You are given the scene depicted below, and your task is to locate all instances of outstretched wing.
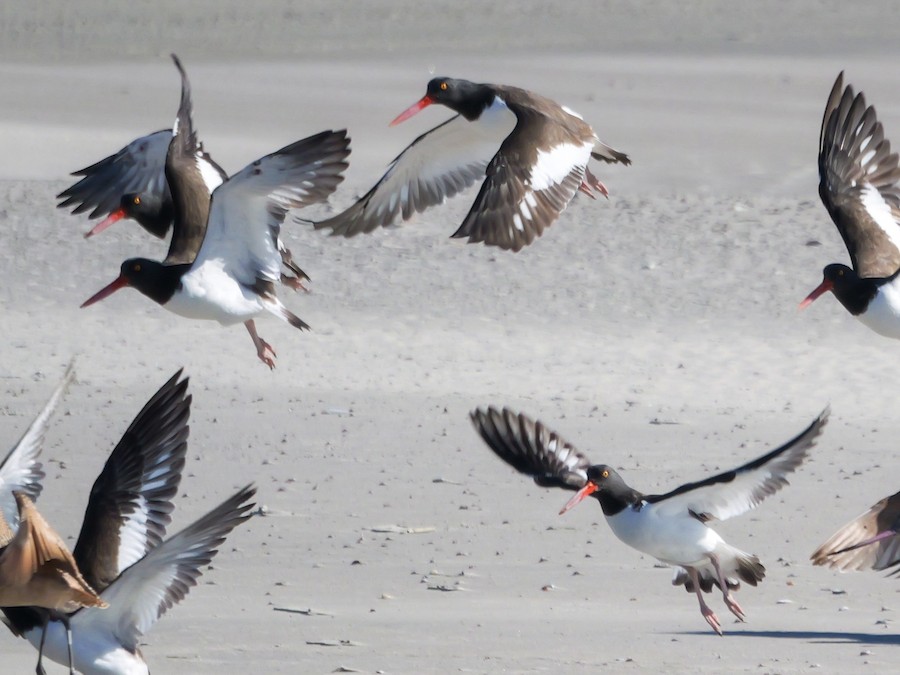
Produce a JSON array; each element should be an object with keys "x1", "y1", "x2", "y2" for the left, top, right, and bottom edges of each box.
[
  {"x1": 198, "y1": 130, "x2": 350, "y2": 286},
  {"x1": 818, "y1": 72, "x2": 900, "y2": 278},
  {"x1": 313, "y1": 113, "x2": 511, "y2": 237},
  {"x1": 74, "y1": 486, "x2": 256, "y2": 651},
  {"x1": 0, "y1": 361, "x2": 75, "y2": 530},
  {"x1": 647, "y1": 408, "x2": 829, "y2": 522},
  {"x1": 470, "y1": 406, "x2": 590, "y2": 490},
  {"x1": 73, "y1": 370, "x2": 190, "y2": 593}
]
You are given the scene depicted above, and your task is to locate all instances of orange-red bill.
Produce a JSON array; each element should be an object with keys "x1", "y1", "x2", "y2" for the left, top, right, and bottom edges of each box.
[
  {"x1": 559, "y1": 481, "x2": 597, "y2": 515},
  {"x1": 799, "y1": 279, "x2": 833, "y2": 310},
  {"x1": 390, "y1": 95, "x2": 434, "y2": 126},
  {"x1": 81, "y1": 275, "x2": 128, "y2": 308},
  {"x1": 84, "y1": 208, "x2": 126, "y2": 239}
]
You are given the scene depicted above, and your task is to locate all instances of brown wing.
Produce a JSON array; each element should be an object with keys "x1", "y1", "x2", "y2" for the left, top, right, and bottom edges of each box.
[
  {"x1": 818, "y1": 72, "x2": 900, "y2": 278},
  {"x1": 451, "y1": 105, "x2": 591, "y2": 252}
]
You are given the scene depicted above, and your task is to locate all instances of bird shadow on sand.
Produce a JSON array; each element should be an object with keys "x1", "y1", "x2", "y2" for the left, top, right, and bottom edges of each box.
[{"x1": 676, "y1": 629, "x2": 899, "y2": 645}]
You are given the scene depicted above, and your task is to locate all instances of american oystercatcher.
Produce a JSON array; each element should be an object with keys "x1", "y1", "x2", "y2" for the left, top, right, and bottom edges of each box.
[
  {"x1": 0, "y1": 363, "x2": 105, "y2": 675},
  {"x1": 313, "y1": 76, "x2": 630, "y2": 251},
  {"x1": 61, "y1": 56, "x2": 310, "y2": 287},
  {"x1": 811, "y1": 489, "x2": 900, "y2": 575},
  {"x1": 470, "y1": 406, "x2": 829, "y2": 635},
  {"x1": 2, "y1": 371, "x2": 256, "y2": 674},
  {"x1": 80, "y1": 61, "x2": 350, "y2": 368},
  {"x1": 800, "y1": 72, "x2": 900, "y2": 337}
]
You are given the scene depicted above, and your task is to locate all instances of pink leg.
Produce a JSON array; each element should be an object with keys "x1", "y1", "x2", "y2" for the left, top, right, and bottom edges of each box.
[
  {"x1": 710, "y1": 555, "x2": 746, "y2": 622},
  {"x1": 689, "y1": 567, "x2": 723, "y2": 636},
  {"x1": 579, "y1": 167, "x2": 610, "y2": 199},
  {"x1": 281, "y1": 273, "x2": 310, "y2": 293},
  {"x1": 245, "y1": 320, "x2": 277, "y2": 370}
]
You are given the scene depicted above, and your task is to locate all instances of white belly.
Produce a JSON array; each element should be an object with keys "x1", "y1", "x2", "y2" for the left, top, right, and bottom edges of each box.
[
  {"x1": 167, "y1": 259, "x2": 263, "y2": 326},
  {"x1": 24, "y1": 623, "x2": 148, "y2": 675},
  {"x1": 606, "y1": 505, "x2": 722, "y2": 566},
  {"x1": 858, "y1": 280, "x2": 900, "y2": 339}
]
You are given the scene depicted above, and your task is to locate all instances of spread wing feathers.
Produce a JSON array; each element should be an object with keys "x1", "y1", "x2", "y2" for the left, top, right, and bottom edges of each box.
[
  {"x1": 470, "y1": 406, "x2": 590, "y2": 491},
  {"x1": 312, "y1": 114, "x2": 509, "y2": 236},
  {"x1": 199, "y1": 130, "x2": 350, "y2": 286},
  {"x1": 73, "y1": 370, "x2": 190, "y2": 594},
  {"x1": 0, "y1": 360, "x2": 75, "y2": 531},
  {"x1": 818, "y1": 72, "x2": 900, "y2": 278},
  {"x1": 647, "y1": 408, "x2": 829, "y2": 522},
  {"x1": 77, "y1": 485, "x2": 256, "y2": 651},
  {"x1": 451, "y1": 126, "x2": 589, "y2": 251},
  {"x1": 56, "y1": 130, "x2": 172, "y2": 225},
  {"x1": 811, "y1": 490, "x2": 900, "y2": 574}
]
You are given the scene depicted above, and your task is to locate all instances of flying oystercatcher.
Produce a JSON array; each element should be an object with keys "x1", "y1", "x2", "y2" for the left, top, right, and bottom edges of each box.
[
  {"x1": 80, "y1": 60, "x2": 350, "y2": 368},
  {"x1": 61, "y1": 55, "x2": 310, "y2": 287},
  {"x1": 801, "y1": 72, "x2": 900, "y2": 337},
  {"x1": 313, "y1": 76, "x2": 630, "y2": 251}
]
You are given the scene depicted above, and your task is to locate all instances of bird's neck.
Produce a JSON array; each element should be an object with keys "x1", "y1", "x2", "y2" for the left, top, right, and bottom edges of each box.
[
  {"x1": 597, "y1": 487, "x2": 643, "y2": 517},
  {"x1": 833, "y1": 275, "x2": 881, "y2": 315},
  {"x1": 132, "y1": 262, "x2": 190, "y2": 306}
]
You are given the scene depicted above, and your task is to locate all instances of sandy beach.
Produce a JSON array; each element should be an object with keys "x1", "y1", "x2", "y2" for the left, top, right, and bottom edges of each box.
[{"x1": 1, "y1": 2, "x2": 899, "y2": 672}]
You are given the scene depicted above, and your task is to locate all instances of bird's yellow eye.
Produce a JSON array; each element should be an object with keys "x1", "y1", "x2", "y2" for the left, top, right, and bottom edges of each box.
[
  {"x1": 133, "y1": 196, "x2": 141, "y2": 205},
  {"x1": 440, "y1": 82, "x2": 448, "y2": 91},
  {"x1": 838, "y1": 269, "x2": 844, "y2": 277},
  {"x1": 601, "y1": 469, "x2": 609, "y2": 478},
  {"x1": 133, "y1": 263, "x2": 142, "y2": 273}
]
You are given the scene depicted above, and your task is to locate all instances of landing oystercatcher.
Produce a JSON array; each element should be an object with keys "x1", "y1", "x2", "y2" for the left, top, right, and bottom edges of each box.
[
  {"x1": 2, "y1": 371, "x2": 256, "y2": 675},
  {"x1": 80, "y1": 61, "x2": 350, "y2": 368},
  {"x1": 470, "y1": 406, "x2": 829, "y2": 635},
  {"x1": 800, "y1": 72, "x2": 900, "y2": 337},
  {"x1": 811, "y1": 489, "x2": 900, "y2": 575},
  {"x1": 313, "y1": 76, "x2": 630, "y2": 251}
]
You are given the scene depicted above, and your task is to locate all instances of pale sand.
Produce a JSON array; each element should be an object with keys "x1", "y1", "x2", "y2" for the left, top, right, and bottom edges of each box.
[{"x1": 1, "y1": 2, "x2": 899, "y2": 673}]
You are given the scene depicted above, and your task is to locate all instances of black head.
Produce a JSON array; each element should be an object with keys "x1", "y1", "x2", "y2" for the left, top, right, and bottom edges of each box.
[
  {"x1": 391, "y1": 77, "x2": 494, "y2": 126},
  {"x1": 118, "y1": 192, "x2": 173, "y2": 238},
  {"x1": 560, "y1": 464, "x2": 638, "y2": 517},
  {"x1": 81, "y1": 257, "x2": 183, "y2": 309},
  {"x1": 424, "y1": 77, "x2": 494, "y2": 119},
  {"x1": 801, "y1": 263, "x2": 875, "y2": 315}
]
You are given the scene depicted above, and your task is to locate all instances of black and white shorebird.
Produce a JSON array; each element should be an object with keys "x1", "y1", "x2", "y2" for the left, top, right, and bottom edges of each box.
[
  {"x1": 800, "y1": 72, "x2": 900, "y2": 337},
  {"x1": 2, "y1": 371, "x2": 257, "y2": 675},
  {"x1": 811, "y1": 489, "x2": 900, "y2": 575},
  {"x1": 61, "y1": 55, "x2": 311, "y2": 288},
  {"x1": 313, "y1": 76, "x2": 630, "y2": 252},
  {"x1": 80, "y1": 59, "x2": 350, "y2": 368},
  {"x1": 470, "y1": 406, "x2": 829, "y2": 635},
  {"x1": 0, "y1": 363, "x2": 107, "y2": 675}
]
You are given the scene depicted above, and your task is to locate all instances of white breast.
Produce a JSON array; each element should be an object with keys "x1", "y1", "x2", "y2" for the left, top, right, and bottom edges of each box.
[
  {"x1": 858, "y1": 278, "x2": 900, "y2": 338},
  {"x1": 606, "y1": 504, "x2": 723, "y2": 566},
  {"x1": 166, "y1": 259, "x2": 264, "y2": 325}
]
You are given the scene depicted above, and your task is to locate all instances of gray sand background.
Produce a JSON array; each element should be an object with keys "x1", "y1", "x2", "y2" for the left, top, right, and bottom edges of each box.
[{"x1": 1, "y1": 2, "x2": 899, "y2": 672}]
